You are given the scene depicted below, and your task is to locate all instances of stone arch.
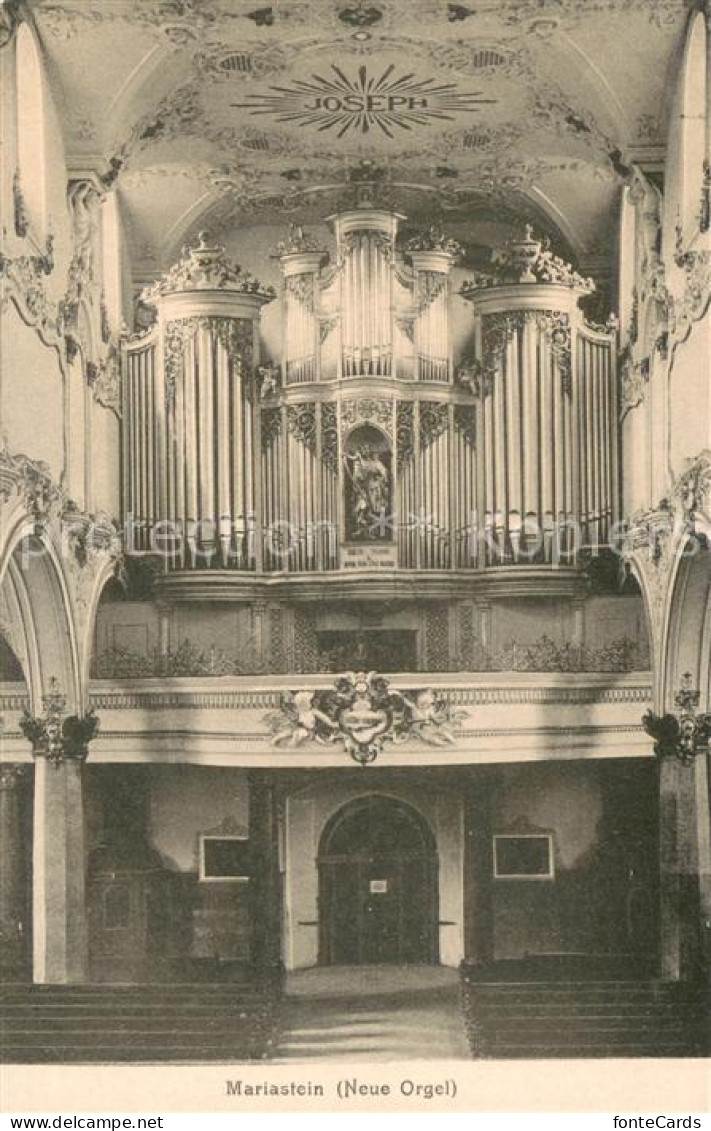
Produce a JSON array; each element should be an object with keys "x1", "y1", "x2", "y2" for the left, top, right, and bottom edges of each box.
[
  {"x1": 0, "y1": 517, "x2": 81, "y2": 711},
  {"x1": 317, "y1": 793, "x2": 439, "y2": 966},
  {"x1": 664, "y1": 537, "x2": 711, "y2": 711},
  {"x1": 77, "y1": 556, "x2": 124, "y2": 702}
]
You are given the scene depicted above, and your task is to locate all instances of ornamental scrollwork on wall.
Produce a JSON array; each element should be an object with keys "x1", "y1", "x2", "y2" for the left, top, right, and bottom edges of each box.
[
  {"x1": 0, "y1": 447, "x2": 65, "y2": 524},
  {"x1": 622, "y1": 501, "x2": 676, "y2": 640},
  {"x1": 673, "y1": 450, "x2": 711, "y2": 530},
  {"x1": 0, "y1": 244, "x2": 63, "y2": 358},
  {"x1": 61, "y1": 179, "x2": 101, "y2": 340},
  {"x1": 418, "y1": 402, "x2": 449, "y2": 450},
  {"x1": 619, "y1": 347, "x2": 650, "y2": 421},
  {"x1": 321, "y1": 402, "x2": 339, "y2": 471},
  {"x1": 286, "y1": 403, "x2": 317, "y2": 454},
  {"x1": 396, "y1": 401, "x2": 414, "y2": 468},
  {"x1": 668, "y1": 251, "x2": 711, "y2": 347},
  {"x1": 260, "y1": 406, "x2": 282, "y2": 450},
  {"x1": 340, "y1": 398, "x2": 393, "y2": 439},
  {"x1": 87, "y1": 343, "x2": 122, "y2": 417}
]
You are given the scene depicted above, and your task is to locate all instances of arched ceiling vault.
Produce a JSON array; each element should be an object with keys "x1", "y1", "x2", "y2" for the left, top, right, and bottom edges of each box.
[{"x1": 28, "y1": 0, "x2": 692, "y2": 282}]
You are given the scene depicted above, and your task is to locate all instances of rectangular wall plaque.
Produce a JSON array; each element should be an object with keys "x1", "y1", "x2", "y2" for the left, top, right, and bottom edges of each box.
[
  {"x1": 341, "y1": 544, "x2": 398, "y2": 571},
  {"x1": 493, "y1": 834, "x2": 554, "y2": 880}
]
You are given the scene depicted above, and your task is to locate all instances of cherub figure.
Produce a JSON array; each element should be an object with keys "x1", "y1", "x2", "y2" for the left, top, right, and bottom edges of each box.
[
  {"x1": 267, "y1": 689, "x2": 337, "y2": 747},
  {"x1": 402, "y1": 689, "x2": 457, "y2": 745},
  {"x1": 257, "y1": 363, "x2": 280, "y2": 400}
]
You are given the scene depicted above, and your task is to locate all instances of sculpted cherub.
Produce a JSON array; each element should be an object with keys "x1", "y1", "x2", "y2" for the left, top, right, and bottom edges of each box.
[
  {"x1": 267, "y1": 689, "x2": 338, "y2": 748},
  {"x1": 257, "y1": 363, "x2": 280, "y2": 400},
  {"x1": 401, "y1": 688, "x2": 457, "y2": 746}
]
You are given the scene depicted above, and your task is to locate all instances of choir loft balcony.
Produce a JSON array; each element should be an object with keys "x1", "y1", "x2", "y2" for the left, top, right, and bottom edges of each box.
[{"x1": 122, "y1": 214, "x2": 618, "y2": 603}]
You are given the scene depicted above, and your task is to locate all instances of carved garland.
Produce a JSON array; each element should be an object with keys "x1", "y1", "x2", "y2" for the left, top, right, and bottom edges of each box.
[
  {"x1": 419, "y1": 402, "x2": 449, "y2": 449},
  {"x1": 479, "y1": 310, "x2": 572, "y2": 395},
  {"x1": 164, "y1": 316, "x2": 252, "y2": 408},
  {"x1": 285, "y1": 273, "x2": 315, "y2": 313},
  {"x1": 396, "y1": 401, "x2": 414, "y2": 468},
  {"x1": 260, "y1": 406, "x2": 282, "y2": 450},
  {"x1": 286, "y1": 403, "x2": 317, "y2": 454},
  {"x1": 340, "y1": 230, "x2": 394, "y2": 265},
  {"x1": 321, "y1": 403, "x2": 339, "y2": 471},
  {"x1": 340, "y1": 398, "x2": 394, "y2": 440},
  {"x1": 417, "y1": 270, "x2": 448, "y2": 312},
  {"x1": 86, "y1": 344, "x2": 122, "y2": 417}
]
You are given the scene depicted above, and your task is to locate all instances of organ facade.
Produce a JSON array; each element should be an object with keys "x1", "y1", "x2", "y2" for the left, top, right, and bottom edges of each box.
[{"x1": 123, "y1": 210, "x2": 617, "y2": 592}]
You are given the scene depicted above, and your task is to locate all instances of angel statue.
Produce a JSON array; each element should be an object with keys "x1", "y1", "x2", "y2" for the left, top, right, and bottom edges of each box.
[
  {"x1": 400, "y1": 689, "x2": 460, "y2": 746},
  {"x1": 266, "y1": 689, "x2": 338, "y2": 748},
  {"x1": 344, "y1": 443, "x2": 390, "y2": 539},
  {"x1": 257, "y1": 363, "x2": 280, "y2": 400}
]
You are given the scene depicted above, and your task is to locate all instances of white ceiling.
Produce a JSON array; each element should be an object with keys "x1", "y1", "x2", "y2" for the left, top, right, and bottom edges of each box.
[{"x1": 30, "y1": 0, "x2": 691, "y2": 279}]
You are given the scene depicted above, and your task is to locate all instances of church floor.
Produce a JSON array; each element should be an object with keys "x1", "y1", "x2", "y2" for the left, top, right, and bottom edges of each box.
[{"x1": 272, "y1": 965, "x2": 470, "y2": 1061}]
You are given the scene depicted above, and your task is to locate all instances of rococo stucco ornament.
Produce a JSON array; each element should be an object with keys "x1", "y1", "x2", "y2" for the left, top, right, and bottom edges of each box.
[
  {"x1": 265, "y1": 671, "x2": 468, "y2": 764},
  {"x1": 459, "y1": 226, "x2": 595, "y2": 295},
  {"x1": 19, "y1": 679, "x2": 99, "y2": 766},
  {"x1": 673, "y1": 450, "x2": 711, "y2": 530},
  {"x1": 140, "y1": 233, "x2": 276, "y2": 304}
]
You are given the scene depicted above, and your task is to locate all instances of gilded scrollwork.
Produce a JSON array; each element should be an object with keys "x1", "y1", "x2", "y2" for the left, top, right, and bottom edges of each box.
[
  {"x1": 164, "y1": 316, "x2": 252, "y2": 408},
  {"x1": 417, "y1": 271, "x2": 448, "y2": 312},
  {"x1": 87, "y1": 343, "x2": 122, "y2": 417},
  {"x1": 418, "y1": 402, "x2": 449, "y2": 449},
  {"x1": 396, "y1": 401, "x2": 414, "y2": 468},
  {"x1": 321, "y1": 402, "x2": 339, "y2": 471},
  {"x1": 341, "y1": 398, "x2": 393, "y2": 439},
  {"x1": 286, "y1": 403, "x2": 317, "y2": 454},
  {"x1": 260, "y1": 406, "x2": 282, "y2": 450},
  {"x1": 285, "y1": 273, "x2": 315, "y2": 312}
]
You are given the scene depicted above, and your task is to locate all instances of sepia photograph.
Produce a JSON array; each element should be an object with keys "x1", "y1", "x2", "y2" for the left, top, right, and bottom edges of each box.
[{"x1": 0, "y1": 0, "x2": 710, "y2": 1116}]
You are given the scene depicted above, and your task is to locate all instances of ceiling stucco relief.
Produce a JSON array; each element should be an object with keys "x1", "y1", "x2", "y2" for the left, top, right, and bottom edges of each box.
[
  {"x1": 26, "y1": 0, "x2": 691, "y2": 289},
  {"x1": 30, "y1": 0, "x2": 691, "y2": 36}
]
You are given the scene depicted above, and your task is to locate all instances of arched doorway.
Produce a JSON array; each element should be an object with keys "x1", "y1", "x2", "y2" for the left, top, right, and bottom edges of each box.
[{"x1": 317, "y1": 795, "x2": 439, "y2": 966}]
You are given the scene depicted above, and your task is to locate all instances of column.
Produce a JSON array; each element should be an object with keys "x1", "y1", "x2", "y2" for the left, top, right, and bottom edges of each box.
[
  {"x1": 32, "y1": 750, "x2": 90, "y2": 983},
  {"x1": 0, "y1": 764, "x2": 29, "y2": 978},
  {"x1": 248, "y1": 772, "x2": 282, "y2": 970},
  {"x1": 659, "y1": 758, "x2": 702, "y2": 981},
  {"x1": 463, "y1": 767, "x2": 495, "y2": 965}
]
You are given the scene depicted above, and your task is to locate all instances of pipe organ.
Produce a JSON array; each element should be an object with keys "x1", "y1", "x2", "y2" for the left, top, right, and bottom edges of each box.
[{"x1": 123, "y1": 213, "x2": 618, "y2": 588}]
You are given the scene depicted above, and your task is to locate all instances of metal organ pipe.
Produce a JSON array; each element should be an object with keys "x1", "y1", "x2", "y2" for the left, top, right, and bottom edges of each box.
[
  {"x1": 123, "y1": 238, "x2": 273, "y2": 574},
  {"x1": 462, "y1": 284, "x2": 617, "y2": 568}
]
